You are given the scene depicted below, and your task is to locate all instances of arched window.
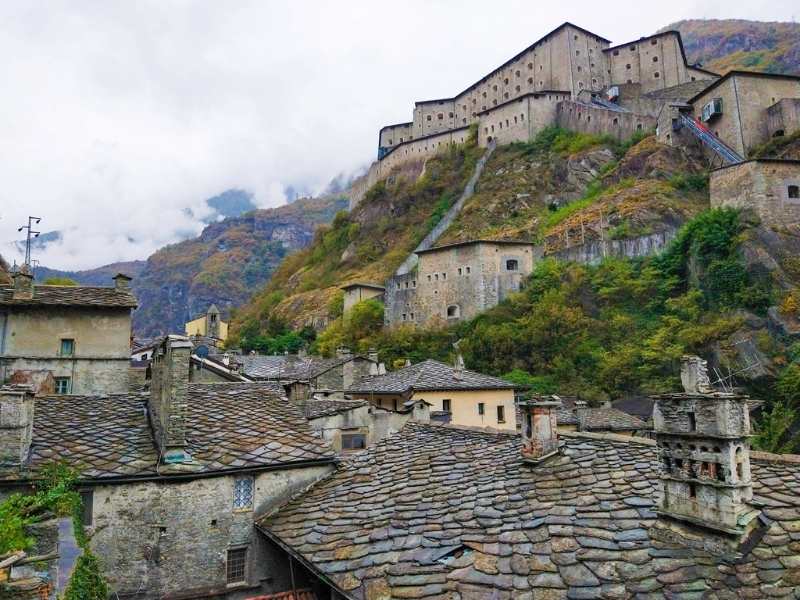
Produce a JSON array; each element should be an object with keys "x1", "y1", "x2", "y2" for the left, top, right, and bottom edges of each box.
[{"x1": 446, "y1": 305, "x2": 460, "y2": 319}]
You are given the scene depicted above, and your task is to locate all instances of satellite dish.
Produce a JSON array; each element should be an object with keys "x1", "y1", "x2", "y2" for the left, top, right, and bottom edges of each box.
[{"x1": 196, "y1": 345, "x2": 209, "y2": 358}]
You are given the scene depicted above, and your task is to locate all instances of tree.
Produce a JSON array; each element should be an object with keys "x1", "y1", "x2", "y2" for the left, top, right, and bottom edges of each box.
[
  {"x1": 43, "y1": 277, "x2": 78, "y2": 286},
  {"x1": 752, "y1": 402, "x2": 797, "y2": 454}
]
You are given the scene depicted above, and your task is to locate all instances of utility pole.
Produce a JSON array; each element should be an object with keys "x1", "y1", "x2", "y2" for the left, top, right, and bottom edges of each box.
[{"x1": 17, "y1": 216, "x2": 41, "y2": 266}]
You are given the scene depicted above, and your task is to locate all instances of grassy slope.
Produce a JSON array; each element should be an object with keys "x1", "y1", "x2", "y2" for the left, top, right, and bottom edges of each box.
[
  {"x1": 661, "y1": 19, "x2": 800, "y2": 74},
  {"x1": 229, "y1": 134, "x2": 484, "y2": 340}
]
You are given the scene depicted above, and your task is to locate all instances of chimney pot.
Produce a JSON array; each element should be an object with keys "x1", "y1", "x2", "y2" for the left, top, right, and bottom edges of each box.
[{"x1": 0, "y1": 385, "x2": 35, "y2": 470}]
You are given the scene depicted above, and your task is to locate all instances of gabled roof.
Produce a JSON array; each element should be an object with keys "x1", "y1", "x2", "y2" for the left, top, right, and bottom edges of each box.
[
  {"x1": 347, "y1": 359, "x2": 516, "y2": 394},
  {"x1": 303, "y1": 398, "x2": 369, "y2": 420},
  {"x1": 0, "y1": 285, "x2": 138, "y2": 308},
  {"x1": 235, "y1": 354, "x2": 372, "y2": 382},
  {"x1": 340, "y1": 282, "x2": 386, "y2": 292},
  {"x1": 259, "y1": 422, "x2": 800, "y2": 599},
  {"x1": 4, "y1": 382, "x2": 334, "y2": 483}
]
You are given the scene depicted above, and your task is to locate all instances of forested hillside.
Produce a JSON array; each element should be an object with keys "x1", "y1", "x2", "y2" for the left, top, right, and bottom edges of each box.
[{"x1": 662, "y1": 19, "x2": 800, "y2": 74}]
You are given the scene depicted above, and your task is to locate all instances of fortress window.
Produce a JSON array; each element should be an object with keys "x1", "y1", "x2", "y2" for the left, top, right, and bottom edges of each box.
[
  {"x1": 427, "y1": 275, "x2": 431, "y2": 282},
  {"x1": 410, "y1": 312, "x2": 415, "y2": 320},
  {"x1": 651, "y1": 39, "x2": 658, "y2": 45},
  {"x1": 514, "y1": 116, "x2": 518, "y2": 123},
  {"x1": 506, "y1": 119, "x2": 509, "y2": 127},
  {"x1": 539, "y1": 81, "x2": 543, "y2": 87},
  {"x1": 591, "y1": 62, "x2": 595, "y2": 68},
  {"x1": 515, "y1": 85, "x2": 520, "y2": 92},
  {"x1": 449, "y1": 112, "x2": 454, "y2": 118},
  {"x1": 484, "y1": 127, "x2": 488, "y2": 134},
  {"x1": 442, "y1": 273, "x2": 447, "y2": 280},
  {"x1": 592, "y1": 78, "x2": 597, "y2": 86},
  {"x1": 434, "y1": 273, "x2": 439, "y2": 281},
  {"x1": 528, "y1": 77, "x2": 533, "y2": 84},
  {"x1": 637, "y1": 123, "x2": 643, "y2": 131},
  {"x1": 574, "y1": 34, "x2": 578, "y2": 40},
  {"x1": 578, "y1": 82, "x2": 584, "y2": 90},
  {"x1": 528, "y1": 62, "x2": 533, "y2": 69},
  {"x1": 473, "y1": 98, "x2": 477, "y2": 104},
  {"x1": 613, "y1": 117, "x2": 618, "y2": 125},
  {"x1": 482, "y1": 91, "x2": 487, "y2": 98},
  {"x1": 575, "y1": 50, "x2": 580, "y2": 56},
  {"x1": 458, "y1": 267, "x2": 462, "y2": 275},
  {"x1": 388, "y1": 139, "x2": 393, "y2": 145},
  {"x1": 401, "y1": 313, "x2": 407, "y2": 321},
  {"x1": 504, "y1": 92, "x2": 509, "y2": 99},
  {"x1": 463, "y1": 104, "x2": 467, "y2": 110},
  {"x1": 472, "y1": 112, "x2": 477, "y2": 117},
  {"x1": 654, "y1": 71, "x2": 660, "y2": 78},
  {"x1": 612, "y1": 50, "x2": 619, "y2": 56},
  {"x1": 499, "y1": 122, "x2": 503, "y2": 129},
  {"x1": 577, "y1": 66, "x2": 582, "y2": 72},
  {"x1": 404, "y1": 281, "x2": 409, "y2": 289},
  {"x1": 586, "y1": 114, "x2": 591, "y2": 122},
  {"x1": 691, "y1": 76, "x2": 696, "y2": 81},
  {"x1": 462, "y1": 118, "x2": 467, "y2": 124},
  {"x1": 466, "y1": 266, "x2": 471, "y2": 274},
  {"x1": 630, "y1": 45, "x2": 636, "y2": 51},
  {"x1": 539, "y1": 65, "x2": 543, "y2": 71},
  {"x1": 504, "y1": 78, "x2": 509, "y2": 85},
  {"x1": 493, "y1": 85, "x2": 498, "y2": 91},
  {"x1": 400, "y1": 137, "x2": 404, "y2": 142},
  {"x1": 653, "y1": 56, "x2": 659, "y2": 62},
  {"x1": 789, "y1": 185, "x2": 799, "y2": 199},
  {"x1": 491, "y1": 125, "x2": 494, "y2": 132},
  {"x1": 626, "y1": 64, "x2": 631, "y2": 70},
  {"x1": 506, "y1": 259, "x2": 519, "y2": 271},
  {"x1": 493, "y1": 99, "x2": 497, "y2": 106},
  {"x1": 515, "y1": 70, "x2": 520, "y2": 77},
  {"x1": 520, "y1": 114, "x2": 524, "y2": 121},
  {"x1": 427, "y1": 115, "x2": 432, "y2": 121},
  {"x1": 482, "y1": 105, "x2": 486, "y2": 111},
  {"x1": 437, "y1": 113, "x2": 443, "y2": 120}
]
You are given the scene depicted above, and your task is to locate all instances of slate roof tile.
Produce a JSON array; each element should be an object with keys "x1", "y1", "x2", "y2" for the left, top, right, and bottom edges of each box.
[
  {"x1": 348, "y1": 360, "x2": 516, "y2": 394},
  {"x1": 0, "y1": 285, "x2": 137, "y2": 308},
  {"x1": 304, "y1": 399, "x2": 369, "y2": 419},
  {"x1": 5, "y1": 382, "x2": 333, "y2": 481},
  {"x1": 260, "y1": 422, "x2": 800, "y2": 599}
]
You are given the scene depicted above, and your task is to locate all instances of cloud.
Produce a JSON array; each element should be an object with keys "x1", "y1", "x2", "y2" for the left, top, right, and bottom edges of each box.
[{"x1": 0, "y1": 0, "x2": 796, "y2": 269}]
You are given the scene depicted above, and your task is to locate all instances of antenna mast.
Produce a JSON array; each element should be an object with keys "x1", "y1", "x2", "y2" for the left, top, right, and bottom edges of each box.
[{"x1": 17, "y1": 216, "x2": 41, "y2": 266}]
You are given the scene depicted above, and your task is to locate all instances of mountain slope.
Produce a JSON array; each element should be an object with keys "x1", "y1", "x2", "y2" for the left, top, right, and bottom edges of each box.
[
  {"x1": 661, "y1": 19, "x2": 800, "y2": 74},
  {"x1": 36, "y1": 261, "x2": 146, "y2": 286},
  {"x1": 132, "y1": 193, "x2": 347, "y2": 336}
]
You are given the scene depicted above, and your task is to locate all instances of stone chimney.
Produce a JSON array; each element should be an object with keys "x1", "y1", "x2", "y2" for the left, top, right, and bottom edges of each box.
[
  {"x1": 0, "y1": 385, "x2": 35, "y2": 470},
  {"x1": 367, "y1": 348, "x2": 379, "y2": 363},
  {"x1": 409, "y1": 399, "x2": 431, "y2": 423},
  {"x1": 113, "y1": 273, "x2": 132, "y2": 290},
  {"x1": 519, "y1": 395, "x2": 561, "y2": 464},
  {"x1": 12, "y1": 265, "x2": 34, "y2": 300},
  {"x1": 149, "y1": 336, "x2": 193, "y2": 463},
  {"x1": 573, "y1": 399, "x2": 590, "y2": 431},
  {"x1": 652, "y1": 356, "x2": 760, "y2": 542},
  {"x1": 336, "y1": 346, "x2": 352, "y2": 360},
  {"x1": 680, "y1": 355, "x2": 713, "y2": 394}
]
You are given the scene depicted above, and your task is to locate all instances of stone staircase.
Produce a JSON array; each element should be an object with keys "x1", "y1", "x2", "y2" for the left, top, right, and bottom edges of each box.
[{"x1": 395, "y1": 140, "x2": 496, "y2": 275}]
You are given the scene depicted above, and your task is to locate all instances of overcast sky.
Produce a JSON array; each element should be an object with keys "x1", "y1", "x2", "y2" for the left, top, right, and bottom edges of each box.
[{"x1": 1, "y1": 1, "x2": 797, "y2": 270}]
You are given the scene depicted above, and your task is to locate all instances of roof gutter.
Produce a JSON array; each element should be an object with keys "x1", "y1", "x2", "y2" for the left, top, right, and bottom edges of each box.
[{"x1": 255, "y1": 523, "x2": 359, "y2": 600}]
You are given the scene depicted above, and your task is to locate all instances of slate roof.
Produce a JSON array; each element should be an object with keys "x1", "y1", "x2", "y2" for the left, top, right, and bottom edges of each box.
[
  {"x1": 0, "y1": 285, "x2": 138, "y2": 308},
  {"x1": 304, "y1": 399, "x2": 369, "y2": 420},
  {"x1": 348, "y1": 360, "x2": 516, "y2": 394},
  {"x1": 260, "y1": 422, "x2": 800, "y2": 599},
  {"x1": 6, "y1": 383, "x2": 334, "y2": 482},
  {"x1": 235, "y1": 355, "x2": 362, "y2": 382},
  {"x1": 581, "y1": 407, "x2": 646, "y2": 432}
]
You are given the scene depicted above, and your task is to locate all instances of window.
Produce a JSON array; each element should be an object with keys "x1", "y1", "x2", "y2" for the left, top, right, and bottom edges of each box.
[
  {"x1": 458, "y1": 267, "x2": 462, "y2": 275},
  {"x1": 506, "y1": 259, "x2": 519, "y2": 271},
  {"x1": 442, "y1": 399, "x2": 451, "y2": 413},
  {"x1": 226, "y1": 548, "x2": 247, "y2": 583},
  {"x1": 688, "y1": 412, "x2": 696, "y2": 431},
  {"x1": 426, "y1": 115, "x2": 432, "y2": 121},
  {"x1": 60, "y1": 338, "x2": 75, "y2": 356},
  {"x1": 612, "y1": 50, "x2": 619, "y2": 56},
  {"x1": 497, "y1": 405, "x2": 506, "y2": 423},
  {"x1": 54, "y1": 377, "x2": 71, "y2": 395},
  {"x1": 233, "y1": 476, "x2": 254, "y2": 510},
  {"x1": 653, "y1": 56, "x2": 659, "y2": 62},
  {"x1": 341, "y1": 432, "x2": 367, "y2": 451},
  {"x1": 80, "y1": 490, "x2": 93, "y2": 526},
  {"x1": 446, "y1": 305, "x2": 460, "y2": 318},
  {"x1": 466, "y1": 266, "x2": 471, "y2": 274},
  {"x1": 401, "y1": 313, "x2": 407, "y2": 321},
  {"x1": 654, "y1": 72, "x2": 660, "y2": 78},
  {"x1": 478, "y1": 402, "x2": 485, "y2": 416},
  {"x1": 626, "y1": 64, "x2": 631, "y2": 70},
  {"x1": 651, "y1": 39, "x2": 658, "y2": 45},
  {"x1": 789, "y1": 185, "x2": 799, "y2": 199},
  {"x1": 437, "y1": 113, "x2": 444, "y2": 120},
  {"x1": 688, "y1": 482, "x2": 696, "y2": 498}
]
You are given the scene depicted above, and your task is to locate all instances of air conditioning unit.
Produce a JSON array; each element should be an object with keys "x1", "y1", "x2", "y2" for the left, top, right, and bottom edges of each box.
[
  {"x1": 701, "y1": 98, "x2": 723, "y2": 122},
  {"x1": 606, "y1": 86, "x2": 620, "y2": 102}
]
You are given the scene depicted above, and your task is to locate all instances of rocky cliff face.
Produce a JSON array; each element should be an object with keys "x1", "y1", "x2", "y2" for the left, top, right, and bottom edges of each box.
[
  {"x1": 661, "y1": 19, "x2": 800, "y2": 74},
  {"x1": 130, "y1": 194, "x2": 347, "y2": 337}
]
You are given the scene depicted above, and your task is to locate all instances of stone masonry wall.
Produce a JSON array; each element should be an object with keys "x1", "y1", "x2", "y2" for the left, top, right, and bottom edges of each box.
[
  {"x1": 767, "y1": 98, "x2": 800, "y2": 138},
  {"x1": 88, "y1": 466, "x2": 333, "y2": 598},
  {"x1": 710, "y1": 160, "x2": 800, "y2": 227},
  {"x1": 556, "y1": 100, "x2": 655, "y2": 141}
]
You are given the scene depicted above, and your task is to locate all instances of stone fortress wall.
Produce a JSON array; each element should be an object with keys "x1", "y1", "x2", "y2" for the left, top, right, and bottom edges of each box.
[{"x1": 351, "y1": 23, "x2": 718, "y2": 208}]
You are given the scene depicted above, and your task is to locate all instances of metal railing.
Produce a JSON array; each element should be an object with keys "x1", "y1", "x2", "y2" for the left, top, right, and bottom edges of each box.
[{"x1": 678, "y1": 114, "x2": 744, "y2": 165}]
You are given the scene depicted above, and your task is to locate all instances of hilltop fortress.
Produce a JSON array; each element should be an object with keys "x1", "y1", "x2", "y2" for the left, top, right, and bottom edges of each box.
[
  {"x1": 347, "y1": 21, "x2": 800, "y2": 328},
  {"x1": 350, "y1": 22, "x2": 718, "y2": 207}
]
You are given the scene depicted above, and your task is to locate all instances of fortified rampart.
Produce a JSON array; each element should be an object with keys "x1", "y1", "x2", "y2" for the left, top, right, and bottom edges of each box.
[
  {"x1": 556, "y1": 100, "x2": 656, "y2": 141},
  {"x1": 710, "y1": 159, "x2": 800, "y2": 227},
  {"x1": 351, "y1": 22, "x2": 718, "y2": 208}
]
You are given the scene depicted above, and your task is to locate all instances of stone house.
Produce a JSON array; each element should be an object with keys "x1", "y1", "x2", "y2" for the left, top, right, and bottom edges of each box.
[
  {"x1": 0, "y1": 267, "x2": 137, "y2": 395},
  {"x1": 347, "y1": 359, "x2": 518, "y2": 431},
  {"x1": 0, "y1": 336, "x2": 337, "y2": 599},
  {"x1": 520, "y1": 395, "x2": 648, "y2": 436},
  {"x1": 233, "y1": 348, "x2": 377, "y2": 392},
  {"x1": 384, "y1": 240, "x2": 538, "y2": 327},
  {"x1": 255, "y1": 358, "x2": 800, "y2": 599},
  {"x1": 302, "y1": 396, "x2": 431, "y2": 454}
]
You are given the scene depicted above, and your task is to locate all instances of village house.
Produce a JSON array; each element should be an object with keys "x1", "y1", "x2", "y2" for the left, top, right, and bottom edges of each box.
[
  {"x1": 341, "y1": 282, "x2": 385, "y2": 313},
  {"x1": 347, "y1": 358, "x2": 518, "y2": 431},
  {"x1": 519, "y1": 395, "x2": 649, "y2": 436},
  {"x1": 255, "y1": 356, "x2": 800, "y2": 599},
  {"x1": 0, "y1": 266, "x2": 137, "y2": 395},
  {"x1": 0, "y1": 336, "x2": 337, "y2": 599}
]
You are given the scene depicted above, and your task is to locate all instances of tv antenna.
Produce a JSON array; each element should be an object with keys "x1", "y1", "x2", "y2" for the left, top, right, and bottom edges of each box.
[
  {"x1": 709, "y1": 338, "x2": 762, "y2": 393},
  {"x1": 17, "y1": 216, "x2": 41, "y2": 266}
]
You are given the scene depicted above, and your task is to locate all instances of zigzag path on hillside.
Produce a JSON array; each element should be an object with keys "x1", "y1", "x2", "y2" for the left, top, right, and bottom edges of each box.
[{"x1": 395, "y1": 140, "x2": 497, "y2": 276}]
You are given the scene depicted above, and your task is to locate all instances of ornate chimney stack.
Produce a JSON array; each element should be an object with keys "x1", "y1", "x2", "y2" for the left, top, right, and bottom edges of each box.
[
  {"x1": 0, "y1": 385, "x2": 35, "y2": 471},
  {"x1": 652, "y1": 355, "x2": 760, "y2": 542},
  {"x1": 12, "y1": 265, "x2": 34, "y2": 300},
  {"x1": 149, "y1": 336, "x2": 193, "y2": 463},
  {"x1": 519, "y1": 395, "x2": 562, "y2": 464}
]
